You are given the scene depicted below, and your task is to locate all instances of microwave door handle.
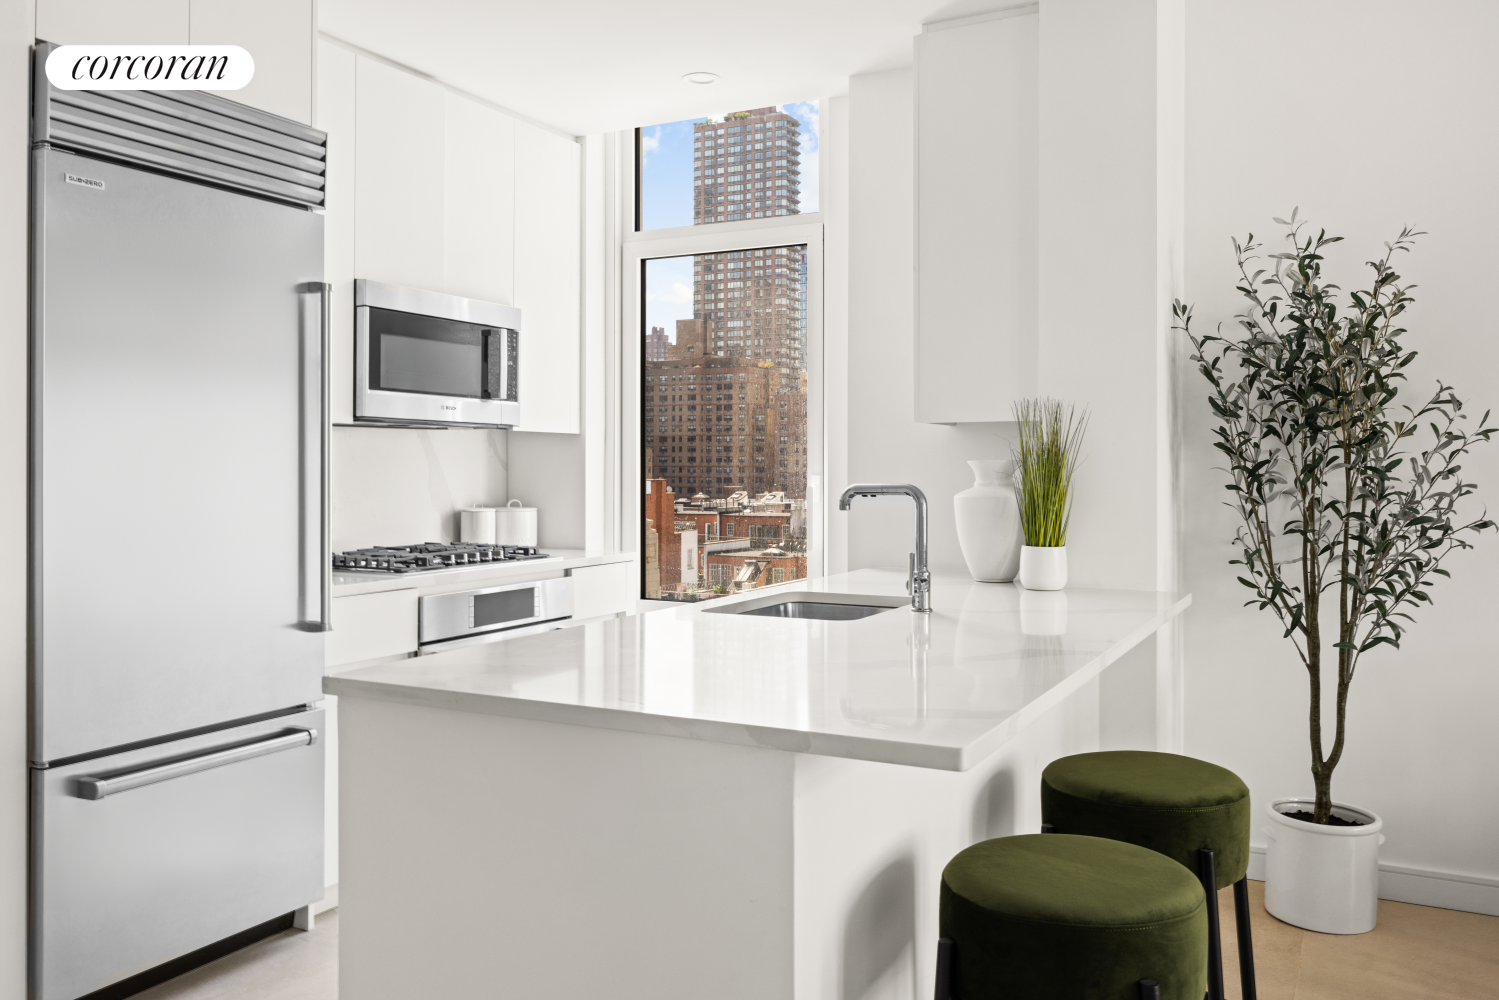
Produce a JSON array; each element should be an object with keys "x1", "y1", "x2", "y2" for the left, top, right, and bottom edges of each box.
[{"x1": 299, "y1": 282, "x2": 332, "y2": 632}]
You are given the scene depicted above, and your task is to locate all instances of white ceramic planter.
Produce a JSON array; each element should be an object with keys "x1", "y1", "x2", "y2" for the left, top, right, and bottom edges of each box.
[
  {"x1": 954, "y1": 460, "x2": 1023, "y2": 582},
  {"x1": 1263, "y1": 797, "x2": 1384, "y2": 934},
  {"x1": 1018, "y1": 546, "x2": 1067, "y2": 591}
]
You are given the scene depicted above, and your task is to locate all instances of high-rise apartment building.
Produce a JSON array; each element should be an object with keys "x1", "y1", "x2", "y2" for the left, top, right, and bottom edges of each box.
[
  {"x1": 645, "y1": 325, "x2": 670, "y2": 361},
  {"x1": 693, "y1": 107, "x2": 801, "y2": 224},
  {"x1": 691, "y1": 109, "x2": 807, "y2": 373}
]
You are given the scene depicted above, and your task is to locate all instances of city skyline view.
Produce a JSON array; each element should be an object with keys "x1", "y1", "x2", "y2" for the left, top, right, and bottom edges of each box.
[
  {"x1": 642, "y1": 101, "x2": 817, "y2": 344},
  {"x1": 639, "y1": 105, "x2": 812, "y2": 600}
]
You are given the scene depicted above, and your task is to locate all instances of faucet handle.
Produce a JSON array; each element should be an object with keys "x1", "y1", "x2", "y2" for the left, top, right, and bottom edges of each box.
[{"x1": 907, "y1": 552, "x2": 914, "y2": 594}]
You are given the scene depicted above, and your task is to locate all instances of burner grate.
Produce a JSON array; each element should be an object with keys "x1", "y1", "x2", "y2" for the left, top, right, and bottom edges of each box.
[{"x1": 333, "y1": 543, "x2": 549, "y2": 573}]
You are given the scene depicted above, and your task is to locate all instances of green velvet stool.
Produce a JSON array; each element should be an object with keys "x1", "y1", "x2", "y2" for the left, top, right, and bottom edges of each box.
[
  {"x1": 1041, "y1": 751, "x2": 1256, "y2": 1000},
  {"x1": 936, "y1": 834, "x2": 1207, "y2": 1000}
]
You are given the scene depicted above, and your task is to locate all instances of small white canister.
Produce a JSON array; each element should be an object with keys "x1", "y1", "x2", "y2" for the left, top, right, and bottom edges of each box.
[
  {"x1": 459, "y1": 506, "x2": 497, "y2": 545},
  {"x1": 494, "y1": 499, "x2": 538, "y2": 547}
]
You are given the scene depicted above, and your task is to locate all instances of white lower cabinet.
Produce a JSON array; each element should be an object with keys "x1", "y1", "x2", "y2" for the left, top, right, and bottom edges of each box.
[
  {"x1": 570, "y1": 561, "x2": 636, "y2": 620},
  {"x1": 326, "y1": 589, "x2": 418, "y2": 669}
]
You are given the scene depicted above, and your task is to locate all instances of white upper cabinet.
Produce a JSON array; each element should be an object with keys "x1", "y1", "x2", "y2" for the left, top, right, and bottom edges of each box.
[
  {"x1": 37, "y1": 0, "x2": 188, "y2": 43},
  {"x1": 189, "y1": 0, "x2": 313, "y2": 124},
  {"x1": 444, "y1": 93, "x2": 515, "y2": 306},
  {"x1": 312, "y1": 48, "x2": 581, "y2": 434},
  {"x1": 513, "y1": 122, "x2": 581, "y2": 435},
  {"x1": 914, "y1": 14, "x2": 1039, "y2": 423},
  {"x1": 38, "y1": 0, "x2": 314, "y2": 125},
  {"x1": 354, "y1": 56, "x2": 445, "y2": 294}
]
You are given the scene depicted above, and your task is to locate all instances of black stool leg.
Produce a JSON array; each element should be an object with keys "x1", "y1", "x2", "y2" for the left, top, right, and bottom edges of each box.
[
  {"x1": 1232, "y1": 877, "x2": 1258, "y2": 1000},
  {"x1": 1197, "y1": 849, "x2": 1224, "y2": 1000},
  {"x1": 934, "y1": 937, "x2": 954, "y2": 1000},
  {"x1": 1138, "y1": 979, "x2": 1161, "y2": 1000}
]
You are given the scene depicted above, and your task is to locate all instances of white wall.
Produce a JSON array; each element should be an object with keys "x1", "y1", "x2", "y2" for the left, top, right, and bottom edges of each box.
[
  {"x1": 330, "y1": 427, "x2": 509, "y2": 552},
  {"x1": 843, "y1": 67, "x2": 1020, "y2": 579},
  {"x1": 2, "y1": 8, "x2": 34, "y2": 999},
  {"x1": 1182, "y1": 0, "x2": 1499, "y2": 913}
]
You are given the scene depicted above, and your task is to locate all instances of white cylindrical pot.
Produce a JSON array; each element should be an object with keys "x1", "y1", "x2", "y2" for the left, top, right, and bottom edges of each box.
[
  {"x1": 1018, "y1": 546, "x2": 1067, "y2": 591},
  {"x1": 954, "y1": 459, "x2": 1023, "y2": 583},
  {"x1": 459, "y1": 507, "x2": 496, "y2": 545},
  {"x1": 1263, "y1": 798, "x2": 1384, "y2": 934},
  {"x1": 494, "y1": 499, "x2": 538, "y2": 547}
]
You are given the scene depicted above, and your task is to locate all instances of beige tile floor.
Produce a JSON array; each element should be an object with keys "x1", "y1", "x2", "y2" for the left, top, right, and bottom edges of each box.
[{"x1": 124, "y1": 885, "x2": 1499, "y2": 1000}]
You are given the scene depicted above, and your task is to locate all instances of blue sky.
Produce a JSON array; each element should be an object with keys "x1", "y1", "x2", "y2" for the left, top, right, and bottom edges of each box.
[{"x1": 641, "y1": 100, "x2": 820, "y2": 341}]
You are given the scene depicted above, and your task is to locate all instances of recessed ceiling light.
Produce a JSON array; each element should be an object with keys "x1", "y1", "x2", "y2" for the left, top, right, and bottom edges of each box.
[{"x1": 683, "y1": 72, "x2": 718, "y2": 86}]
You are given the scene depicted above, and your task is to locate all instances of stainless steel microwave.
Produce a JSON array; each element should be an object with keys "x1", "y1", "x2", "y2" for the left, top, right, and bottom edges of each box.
[{"x1": 354, "y1": 279, "x2": 520, "y2": 428}]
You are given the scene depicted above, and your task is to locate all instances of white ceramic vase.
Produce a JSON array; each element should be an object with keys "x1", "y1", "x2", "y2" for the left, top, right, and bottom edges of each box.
[
  {"x1": 953, "y1": 460, "x2": 1023, "y2": 582},
  {"x1": 1018, "y1": 546, "x2": 1067, "y2": 591},
  {"x1": 1263, "y1": 797, "x2": 1384, "y2": 934}
]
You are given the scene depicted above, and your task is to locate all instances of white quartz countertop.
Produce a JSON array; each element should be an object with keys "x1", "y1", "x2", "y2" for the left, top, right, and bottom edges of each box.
[
  {"x1": 331, "y1": 549, "x2": 634, "y2": 598},
  {"x1": 324, "y1": 569, "x2": 1190, "y2": 771}
]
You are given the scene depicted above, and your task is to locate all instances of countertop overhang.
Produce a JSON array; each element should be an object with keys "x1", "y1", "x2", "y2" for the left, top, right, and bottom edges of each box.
[
  {"x1": 324, "y1": 569, "x2": 1190, "y2": 771},
  {"x1": 331, "y1": 548, "x2": 635, "y2": 598}
]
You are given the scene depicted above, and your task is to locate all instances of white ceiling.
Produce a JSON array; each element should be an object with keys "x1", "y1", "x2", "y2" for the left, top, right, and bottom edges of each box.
[{"x1": 319, "y1": 0, "x2": 1009, "y2": 135}]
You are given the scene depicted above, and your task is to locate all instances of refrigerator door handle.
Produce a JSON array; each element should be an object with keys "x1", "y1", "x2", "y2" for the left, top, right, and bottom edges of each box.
[
  {"x1": 299, "y1": 281, "x2": 332, "y2": 632},
  {"x1": 74, "y1": 728, "x2": 319, "y2": 800}
]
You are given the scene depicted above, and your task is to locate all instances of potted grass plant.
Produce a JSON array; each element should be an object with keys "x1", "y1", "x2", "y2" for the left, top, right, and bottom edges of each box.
[
  {"x1": 1178, "y1": 212, "x2": 1494, "y2": 933},
  {"x1": 1012, "y1": 398, "x2": 1088, "y2": 591}
]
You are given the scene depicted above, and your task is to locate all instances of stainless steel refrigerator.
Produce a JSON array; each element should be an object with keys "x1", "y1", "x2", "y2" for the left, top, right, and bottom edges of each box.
[{"x1": 30, "y1": 45, "x2": 331, "y2": 1000}]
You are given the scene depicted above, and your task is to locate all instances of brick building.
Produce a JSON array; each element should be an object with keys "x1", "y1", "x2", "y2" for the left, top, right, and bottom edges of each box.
[
  {"x1": 640, "y1": 480, "x2": 808, "y2": 599},
  {"x1": 645, "y1": 325, "x2": 670, "y2": 362},
  {"x1": 643, "y1": 315, "x2": 807, "y2": 500}
]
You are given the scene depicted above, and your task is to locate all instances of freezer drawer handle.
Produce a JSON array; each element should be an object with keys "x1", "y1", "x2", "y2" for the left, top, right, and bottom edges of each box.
[{"x1": 74, "y1": 728, "x2": 318, "y2": 800}]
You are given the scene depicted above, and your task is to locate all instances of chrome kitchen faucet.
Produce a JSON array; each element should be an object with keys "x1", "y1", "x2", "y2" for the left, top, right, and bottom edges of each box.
[{"x1": 837, "y1": 484, "x2": 931, "y2": 612}]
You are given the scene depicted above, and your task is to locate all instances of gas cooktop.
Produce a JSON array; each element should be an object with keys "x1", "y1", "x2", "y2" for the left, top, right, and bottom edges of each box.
[{"x1": 332, "y1": 543, "x2": 550, "y2": 574}]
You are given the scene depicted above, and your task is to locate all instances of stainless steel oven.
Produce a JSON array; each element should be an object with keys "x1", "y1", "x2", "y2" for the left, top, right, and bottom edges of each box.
[
  {"x1": 418, "y1": 577, "x2": 573, "y2": 650},
  {"x1": 355, "y1": 279, "x2": 520, "y2": 428}
]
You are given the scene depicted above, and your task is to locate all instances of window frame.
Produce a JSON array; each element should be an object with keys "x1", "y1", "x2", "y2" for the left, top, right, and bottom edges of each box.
[{"x1": 621, "y1": 141, "x2": 825, "y2": 600}]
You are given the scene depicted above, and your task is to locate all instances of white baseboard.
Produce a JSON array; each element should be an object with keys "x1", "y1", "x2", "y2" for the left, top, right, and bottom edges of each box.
[
  {"x1": 1247, "y1": 847, "x2": 1499, "y2": 917},
  {"x1": 313, "y1": 883, "x2": 339, "y2": 916}
]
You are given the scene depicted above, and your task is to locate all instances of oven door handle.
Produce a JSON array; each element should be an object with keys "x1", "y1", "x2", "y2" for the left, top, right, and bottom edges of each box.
[
  {"x1": 299, "y1": 281, "x2": 332, "y2": 631},
  {"x1": 74, "y1": 729, "x2": 319, "y2": 800}
]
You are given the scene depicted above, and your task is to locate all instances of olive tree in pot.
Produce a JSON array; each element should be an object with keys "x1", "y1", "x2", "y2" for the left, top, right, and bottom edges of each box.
[{"x1": 1178, "y1": 213, "x2": 1494, "y2": 934}]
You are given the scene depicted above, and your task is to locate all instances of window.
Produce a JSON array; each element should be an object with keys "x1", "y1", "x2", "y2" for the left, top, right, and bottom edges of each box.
[
  {"x1": 641, "y1": 242, "x2": 809, "y2": 601},
  {"x1": 637, "y1": 102, "x2": 818, "y2": 231}
]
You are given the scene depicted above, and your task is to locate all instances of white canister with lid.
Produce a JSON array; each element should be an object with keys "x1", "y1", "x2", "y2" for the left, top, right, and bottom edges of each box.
[
  {"x1": 459, "y1": 507, "x2": 497, "y2": 545},
  {"x1": 494, "y1": 499, "x2": 538, "y2": 547}
]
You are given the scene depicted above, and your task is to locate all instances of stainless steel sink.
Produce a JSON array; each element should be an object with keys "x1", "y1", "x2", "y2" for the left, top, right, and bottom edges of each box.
[
  {"x1": 741, "y1": 601, "x2": 895, "y2": 621},
  {"x1": 702, "y1": 592, "x2": 907, "y2": 620}
]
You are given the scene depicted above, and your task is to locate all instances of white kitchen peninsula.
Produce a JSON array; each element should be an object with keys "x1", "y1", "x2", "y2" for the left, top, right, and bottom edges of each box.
[{"x1": 326, "y1": 570, "x2": 1190, "y2": 1000}]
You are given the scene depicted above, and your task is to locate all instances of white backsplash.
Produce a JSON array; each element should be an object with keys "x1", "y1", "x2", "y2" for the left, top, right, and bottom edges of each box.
[{"x1": 331, "y1": 426, "x2": 508, "y2": 552}]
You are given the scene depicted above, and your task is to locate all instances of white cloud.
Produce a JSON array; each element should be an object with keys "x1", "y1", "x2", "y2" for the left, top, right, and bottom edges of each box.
[
  {"x1": 781, "y1": 101, "x2": 820, "y2": 153},
  {"x1": 647, "y1": 282, "x2": 693, "y2": 306},
  {"x1": 640, "y1": 127, "x2": 661, "y2": 164}
]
